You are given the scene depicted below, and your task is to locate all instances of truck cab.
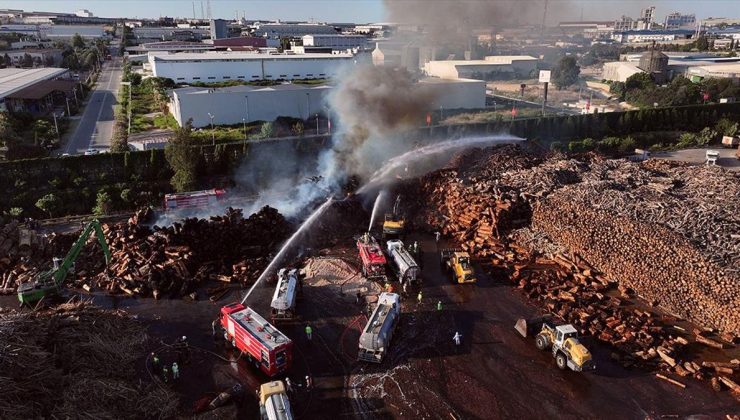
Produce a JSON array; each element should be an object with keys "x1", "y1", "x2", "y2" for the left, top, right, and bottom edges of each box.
[{"x1": 259, "y1": 380, "x2": 293, "y2": 420}]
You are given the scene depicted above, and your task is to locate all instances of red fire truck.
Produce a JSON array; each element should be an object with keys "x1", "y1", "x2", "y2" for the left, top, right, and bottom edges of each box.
[
  {"x1": 357, "y1": 233, "x2": 387, "y2": 280},
  {"x1": 220, "y1": 303, "x2": 293, "y2": 377},
  {"x1": 164, "y1": 189, "x2": 226, "y2": 211}
]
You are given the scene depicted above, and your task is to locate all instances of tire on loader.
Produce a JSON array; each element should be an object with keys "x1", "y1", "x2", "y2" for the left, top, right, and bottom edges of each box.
[
  {"x1": 556, "y1": 352, "x2": 568, "y2": 370},
  {"x1": 535, "y1": 333, "x2": 550, "y2": 350}
]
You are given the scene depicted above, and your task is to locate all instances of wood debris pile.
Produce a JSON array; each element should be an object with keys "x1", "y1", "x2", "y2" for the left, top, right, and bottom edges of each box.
[
  {"x1": 406, "y1": 145, "x2": 740, "y2": 393},
  {"x1": 532, "y1": 189, "x2": 740, "y2": 336},
  {"x1": 0, "y1": 301, "x2": 178, "y2": 419},
  {"x1": 3, "y1": 206, "x2": 290, "y2": 300}
]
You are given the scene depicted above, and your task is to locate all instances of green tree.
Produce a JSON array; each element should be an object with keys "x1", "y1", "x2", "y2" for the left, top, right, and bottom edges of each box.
[
  {"x1": 20, "y1": 53, "x2": 33, "y2": 68},
  {"x1": 715, "y1": 118, "x2": 738, "y2": 137},
  {"x1": 696, "y1": 36, "x2": 709, "y2": 51},
  {"x1": 165, "y1": 120, "x2": 199, "y2": 192},
  {"x1": 259, "y1": 122, "x2": 274, "y2": 139},
  {"x1": 0, "y1": 111, "x2": 17, "y2": 146},
  {"x1": 72, "y1": 33, "x2": 86, "y2": 49},
  {"x1": 32, "y1": 120, "x2": 56, "y2": 145},
  {"x1": 625, "y1": 72, "x2": 654, "y2": 91},
  {"x1": 111, "y1": 107, "x2": 129, "y2": 153},
  {"x1": 36, "y1": 193, "x2": 61, "y2": 218},
  {"x1": 552, "y1": 56, "x2": 580, "y2": 89},
  {"x1": 93, "y1": 191, "x2": 113, "y2": 215},
  {"x1": 291, "y1": 121, "x2": 304, "y2": 137},
  {"x1": 7, "y1": 207, "x2": 23, "y2": 218}
]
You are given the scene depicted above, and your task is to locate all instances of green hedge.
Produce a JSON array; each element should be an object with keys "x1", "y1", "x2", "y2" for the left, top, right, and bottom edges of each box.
[{"x1": 3, "y1": 103, "x2": 739, "y2": 218}]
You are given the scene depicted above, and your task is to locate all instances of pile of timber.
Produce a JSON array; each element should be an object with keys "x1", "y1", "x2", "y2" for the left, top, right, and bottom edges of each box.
[
  {"x1": 3, "y1": 206, "x2": 290, "y2": 299},
  {"x1": 0, "y1": 219, "x2": 20, "y2": 256},
  {"x1": 409, "y1": 146, "x2": 740, "y2": 394},
  {"x1": 578, "y1": 159, "x2": 740, "y2": 272},
  {"x1": 532, "y1": 188, "x2": 740, "y2": 337},
  {"x1": 415, "y1": 170, "x2": 530, "y2": 258},
  {"x1": 512, "y1": 251, "x2": 689, "y2": 371},
  {"x1": 95, "y1": 206, "x2": 289, "y2": 298},
  {"x1": 0, "y1": 301, "x2": 178, "y2": 419}
]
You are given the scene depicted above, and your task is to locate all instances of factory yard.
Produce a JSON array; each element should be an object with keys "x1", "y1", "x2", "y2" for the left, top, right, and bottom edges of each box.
[{"x1": 1, "y1": 145, "x2": 740, "y2": 419}]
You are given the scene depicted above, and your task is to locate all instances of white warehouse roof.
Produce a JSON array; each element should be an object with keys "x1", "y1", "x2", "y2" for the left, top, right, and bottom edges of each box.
[
  {"x1": 0, "y1": 67, "x2": 69, "y2": 99},
  {"x1": 149, "y1": 51, "x2": 354, "y2": 61}
]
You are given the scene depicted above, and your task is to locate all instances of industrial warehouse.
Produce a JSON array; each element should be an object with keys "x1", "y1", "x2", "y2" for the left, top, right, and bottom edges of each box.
[
  {"x1": 145, "y1": 51, "x2": 355, "y2": 83},
  {"x1": 168, "y1": 77, "x2": 485, "y2": 127}
]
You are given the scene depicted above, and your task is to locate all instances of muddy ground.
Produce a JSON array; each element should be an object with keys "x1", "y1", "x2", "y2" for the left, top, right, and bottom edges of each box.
[{"x1": 2, "y1": 227, "x2": 738, "y2": 419}]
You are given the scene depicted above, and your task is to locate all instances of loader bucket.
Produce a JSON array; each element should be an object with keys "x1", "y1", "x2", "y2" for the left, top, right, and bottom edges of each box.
[{"x1": 514, "y1": 316, "x2": 551, "y2": 338}]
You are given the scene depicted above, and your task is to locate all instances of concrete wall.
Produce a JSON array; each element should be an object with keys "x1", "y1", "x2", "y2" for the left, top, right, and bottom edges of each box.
[
  {"x1": 150, "y1": 55, "x2": 353, "y2": 83},
  {"x1": 170, "y1": 85, "x2": 331, "y2": 127}
]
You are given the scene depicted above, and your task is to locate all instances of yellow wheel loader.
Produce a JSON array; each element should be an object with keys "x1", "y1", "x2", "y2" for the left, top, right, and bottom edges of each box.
[{"x1": 515, "y1": 317, "x2": 595, "y2": 372}]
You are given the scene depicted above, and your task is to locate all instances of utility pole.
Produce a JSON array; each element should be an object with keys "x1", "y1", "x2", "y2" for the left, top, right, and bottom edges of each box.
[
  {"x1": 315, "y1": 114, "x2": 319, "y2": 135},
  {"x1": 65, "y1": 97, "x2": 71, "y2": 117},
  {"x1": 52, "y1": 113, "x2": 59, "y2": 139},
  {"x1": 208, "y1": 112, "x2": 215, "y2": 145}
]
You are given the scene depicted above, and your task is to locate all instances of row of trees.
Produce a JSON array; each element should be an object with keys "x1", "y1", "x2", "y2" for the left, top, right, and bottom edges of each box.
[
  {"x1": 610, "y1": 73, "x2": 740, "y2": 108},
  {"x1": 1, "y1": 53, "x2": 54, "y2": 68},
  {"x1": 558, "y1": 117, "x2": 738, "y2": 154},
  {"x1": 60, "y1": 33, "x2": 109, "y2": 72}
]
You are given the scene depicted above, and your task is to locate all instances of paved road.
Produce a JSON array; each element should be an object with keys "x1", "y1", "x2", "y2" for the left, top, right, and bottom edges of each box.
[
  {"x1": 653, "y1": 147, "x2": 740, "y2": 171},
  {"x1": 63, "y1": 58, "x2": 123, "y2": 155}
]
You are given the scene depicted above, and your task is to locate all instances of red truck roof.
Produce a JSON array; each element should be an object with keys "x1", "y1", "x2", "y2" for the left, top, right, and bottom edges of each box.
[
  {"x1": 222, "y1": 303, "x2": 290, "y2": 352},
  {"x1": 357, "y1": 237, "x2": 387, "y2": 266},
  {"x1": 164, "y1": 188, "x2": 226, "y2": 210}
]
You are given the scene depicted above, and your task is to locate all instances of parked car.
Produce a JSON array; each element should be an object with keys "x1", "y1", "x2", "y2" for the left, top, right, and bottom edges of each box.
[{"x1": 84, "y1": 149, "x2": 99, "y2": 156}]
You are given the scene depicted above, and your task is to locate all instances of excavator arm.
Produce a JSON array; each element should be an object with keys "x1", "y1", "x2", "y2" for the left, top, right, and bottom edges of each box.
[{"x1": 51, "y1": 219, "x2": 111, "y2": 287}]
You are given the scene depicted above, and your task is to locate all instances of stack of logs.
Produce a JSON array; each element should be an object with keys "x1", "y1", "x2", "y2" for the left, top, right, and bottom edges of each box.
[
  {"x1": 532, "y1": 189, "x2": 740, "y2": 337},
  {"x1": 415, "y1": 170, "x2": 529, "y2": 258},
  {"x1": 410, "y1": 146, "x2": 739, "y2": 397},
  {"x1": 3, "y1": 206, "x2": 290, "y2": 300}
]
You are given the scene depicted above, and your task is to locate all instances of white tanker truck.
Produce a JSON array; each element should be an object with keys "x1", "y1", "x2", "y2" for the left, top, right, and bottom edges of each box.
[
  {"x1": 270, "y1": 268, "x2": 299, "y2": 321},
  {"x1": 386, "y1": 240, "x2": 421, "y2": 292},
  {"x1": 358, "y1": 292, "x2": 401, "y2": 363}
]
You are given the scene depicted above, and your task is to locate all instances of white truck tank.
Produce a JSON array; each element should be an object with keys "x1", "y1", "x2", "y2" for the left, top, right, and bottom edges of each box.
[
  {"x1": 386, "y1": 240, "x2": 420, "y2": 291},
  {"x1": 270, "y1": 268, "x2": 298, "y2": 320},
  {"x1": 358, "y1": 292, "x2": 400, "y2": 363}
]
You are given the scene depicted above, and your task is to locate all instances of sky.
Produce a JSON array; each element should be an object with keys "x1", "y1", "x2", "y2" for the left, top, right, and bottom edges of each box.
[{"x1": 1, "y1": 0, "x2": 737, "y2": 23}]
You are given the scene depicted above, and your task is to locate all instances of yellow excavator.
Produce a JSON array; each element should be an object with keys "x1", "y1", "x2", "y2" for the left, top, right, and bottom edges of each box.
[
  {"x1": 382, "y1": 195, "x2": 405, "y2": 239},
  {"x1": 440, "y1": 248, "x2": 476, "y2": 284},
  {"x1": 515, "y1": 317, "x2": 595, "y2": 372}
]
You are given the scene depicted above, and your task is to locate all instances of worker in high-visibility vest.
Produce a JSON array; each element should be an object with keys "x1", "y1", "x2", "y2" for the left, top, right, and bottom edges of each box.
[
  {"x1": 171, "y1": 362, "x2": 179, "y2": 380},
  {"x1": 437, "y1": 301, "x2": 443, "y2": 311},
  {"x1": 151, "y1": 352, "x2": 160, "y2": 373},
  {"x1": 305, "y1": 324, "x2": 313, "y2": 341},
  {"x1": 161, "y1": 366, "x2": 169, "y2": 383},
  {"x1": 417, "y1": 291, "x2": 423, "y2": 304}
]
